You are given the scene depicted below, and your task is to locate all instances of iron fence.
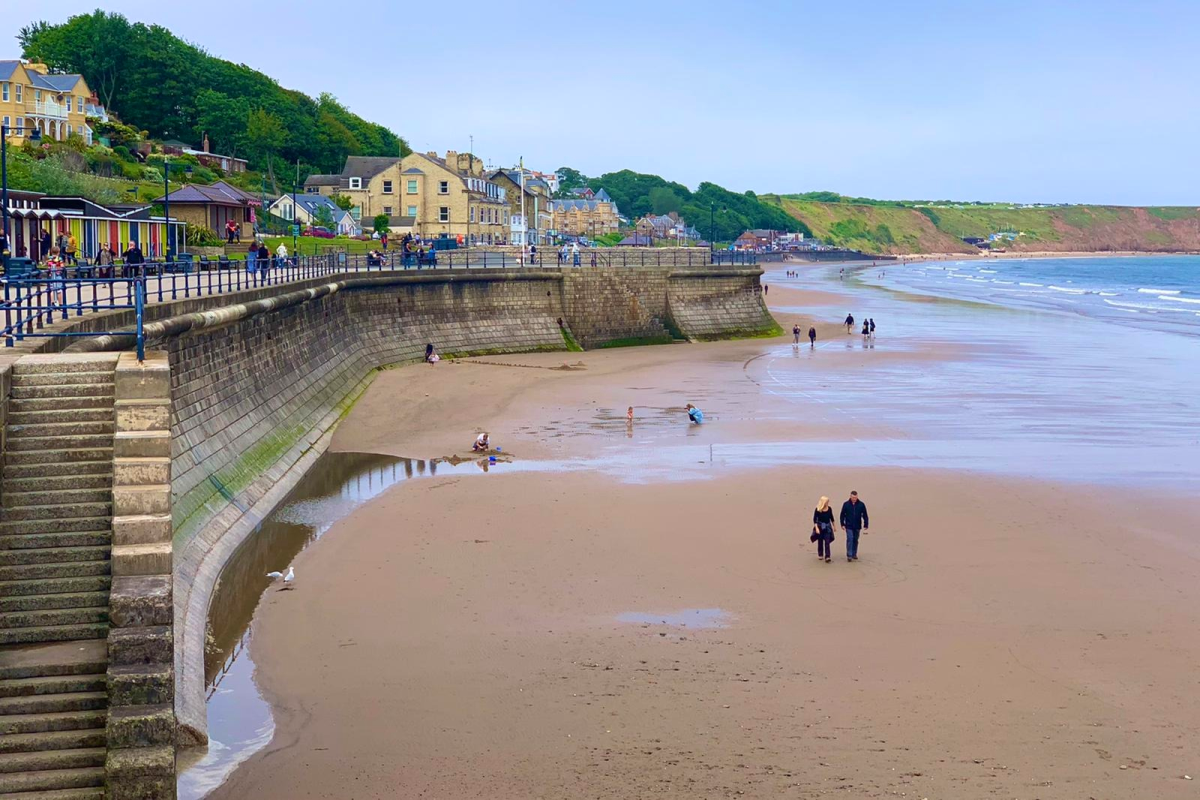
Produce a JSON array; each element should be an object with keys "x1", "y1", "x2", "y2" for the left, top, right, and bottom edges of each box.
[{"x1": 1, "y1": 248, "x2": 759, "y2": 355}]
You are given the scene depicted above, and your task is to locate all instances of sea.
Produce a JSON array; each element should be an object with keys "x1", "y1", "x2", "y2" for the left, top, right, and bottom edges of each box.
[{"x1": 870, "y1": 254, "x2": 1200, "y2": 338}]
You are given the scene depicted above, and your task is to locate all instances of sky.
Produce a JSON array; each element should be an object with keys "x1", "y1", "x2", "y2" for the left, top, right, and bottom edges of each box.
[{"x1": 8, "y1": 0, "x2": 1200, "y2": 205}]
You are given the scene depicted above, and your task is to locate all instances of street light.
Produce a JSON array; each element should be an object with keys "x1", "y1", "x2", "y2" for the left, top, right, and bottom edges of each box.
[
  {"x1": 160, "y1": 158, "x2": 192, "y2": 262},
  {"x1": 2, "y1": 125, "x2": 42, "y2": 265}
]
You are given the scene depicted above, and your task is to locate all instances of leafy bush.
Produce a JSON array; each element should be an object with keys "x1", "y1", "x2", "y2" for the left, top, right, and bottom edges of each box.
[{"x1": 186, "y1": 226, "x2": 222, "y2": 246}]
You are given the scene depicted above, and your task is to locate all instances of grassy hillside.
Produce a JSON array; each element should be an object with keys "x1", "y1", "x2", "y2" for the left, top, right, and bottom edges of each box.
[{"x1": 762, "y1": 195, "x2": 1200, "y2": 255}]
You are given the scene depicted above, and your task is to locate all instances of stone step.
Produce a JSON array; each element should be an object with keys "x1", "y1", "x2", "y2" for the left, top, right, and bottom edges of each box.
[
  {"x1": 0, "y1": 575, "x2": 110, "y2": 598},
  {"x1": 12, "y1": 355, "x2": 120, "y2": 375},
  {"x1": 0, "y1": 728, "x2": 106, "y2": 755},
  {"x1": 8, "y1": 397, "x2": 114, "y2": 414},
  {"x1": 0, "y1": 642, "x2": 107, "y2": 682},
  {"x1": 2, "y1": 464, "x2": 112, "y2": 484},
  {"x1": 7, "y1": 409, "x2": 115, "y2": 427},
  {"x1": 0, "y1": 747, "x2": 107, "y2": 775},
  {"x1": 0, "y1": 591, "x2": 109, "y2": 614},
  {"x1": 0, "y1": 674, "x2": 106, "y2": 698},
  {"x1": 108, "y1": 664, "x2": 173, "y2": 707},
  {"x1": 0, "y1": 785, "x2": 103, "y2": 800},
  {"x1": 0, "y1": 624, "x2": 109, "y2": 647},
  {"x1": 10, "y1": 372, "x2": 115, "y2": 389},
  {"x1": 0, "y1": 520, "x2": 112, "y2": 538},
  {"x1": 1, "y1": 504, "x2": 113, "y2": 523},
  {"x1": 9, "y1": 385, "x2": 115, "y2": 402},
  {"x1": 0, "y1": 765, "x2": 105, "y2": 794},
  {"x1": 0, "y1": 607, "x2": 109, "y2": 630},
  {"x1": 3, "y1": 448, "x2": 114, "y2": 467},
  {"x1": 0, "y1": 532, "x2": 110, "y2": 552},
  {"x1": 0, "y1": 691, "x2": 107, "y2": 716},
  {"x1": 6, "y1": 421, "x2": 115, "y2": 439},
  {"x1": 6, "y1": 435, "x2": 114, "y2": 454},
  {"x1": 0, "y1": 560, "x2": 110, "y2": 582},
  {"x1": 0, "y1": 547, "x2": 109, "y2": 567},
  {"x1": 1, "y1": 491, "x2": 111, "y2": 512},
  {"x1": 0, "y1": 709, "x2": 106, "y2": 736}
]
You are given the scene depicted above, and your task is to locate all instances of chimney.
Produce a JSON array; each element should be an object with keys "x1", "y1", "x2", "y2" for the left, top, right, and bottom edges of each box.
[
  {"x1": 202, "y1": 132, "x2": 210, "y2": 153},
  {"x1": 25, "y1": 62, "x2": 49, "y2": 75},
  {"x1": 426, "y1": 150, "x2": 438, "y2": 159},
  {"x1": 445, "y1": 150, "x2": 458, "y2": 169}
]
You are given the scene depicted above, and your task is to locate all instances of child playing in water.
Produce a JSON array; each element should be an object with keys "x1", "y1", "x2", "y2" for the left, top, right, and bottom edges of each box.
[
  {"x1": 627, "y1": 407, "x2": 634, "y2": 422},
  {"x1": 685, "y1": 404, "x2": 704, "y2": 424}
]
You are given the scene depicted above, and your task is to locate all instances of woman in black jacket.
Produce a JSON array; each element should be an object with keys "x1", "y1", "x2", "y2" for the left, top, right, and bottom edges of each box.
[{"x1": 812, "y1": 496, "x2": 837, "y2": 563}]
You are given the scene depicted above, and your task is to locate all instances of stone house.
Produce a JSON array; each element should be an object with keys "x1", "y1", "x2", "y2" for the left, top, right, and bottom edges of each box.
[
  {"x1": 548, "y1": 189, "x2": 620, "y2": 240},
  {"x1": 488, "y1": 169, "x2": 553, "y2": 245},
  {"x1": 1, "y1": 60, "x2": 103, "y2": 144},
  {"x1": 153, "y1": 181, "x2": 259, "y2": 240}
]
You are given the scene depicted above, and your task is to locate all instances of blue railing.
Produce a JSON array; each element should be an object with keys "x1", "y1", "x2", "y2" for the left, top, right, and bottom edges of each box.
[{"x1": 1, "y1": 249, "x2": 758, "y2": 355}]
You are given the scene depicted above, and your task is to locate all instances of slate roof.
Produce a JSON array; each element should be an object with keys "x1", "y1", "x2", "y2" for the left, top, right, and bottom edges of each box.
[
  {"x1": 152, "y1": 183, "x2": 247, "y2": 206},
  {"x1": 341, "y1": 156, "x2": 401, "y2": 180},
  {"x1": 594, "y1": 189, "x2": 612, "y2": 202},
  {"x1": 0, "y1": 61, "x2": 85, "y2": 92},
  {"x1": 550, "y1": 199, "x2": 601, "y2": 212},
  {"x1": 303, "y1": 173, "x2": 341, "y2": 187},
  {"x1": 0, "y1": 61, "x2": 19, "y2": 82}
]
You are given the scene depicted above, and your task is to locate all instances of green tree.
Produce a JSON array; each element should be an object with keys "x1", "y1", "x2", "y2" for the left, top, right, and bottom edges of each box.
[
  {"x1": 554, "y1": 166, "x2": 588, "y2": 197},
  {"x1": 314, "y1": 204, "x2": 336, "y2": 230},
  {"x1": 330, "y1": 193, "x2": 354, "y2": 212},
  {"x1": 648, "y1": 187, "x2": 683, "y2": 215},
  {"x1": 373, "y1": 214, "x2": 390, "y2": 235},
  {"x1": 244, "y1": 108, "x2": 286, "y2": 166}
]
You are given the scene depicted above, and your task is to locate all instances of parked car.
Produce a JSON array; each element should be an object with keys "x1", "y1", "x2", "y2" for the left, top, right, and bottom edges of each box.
[{"x1": 302, "y1": 226, "x2": 335, "y2": 239}]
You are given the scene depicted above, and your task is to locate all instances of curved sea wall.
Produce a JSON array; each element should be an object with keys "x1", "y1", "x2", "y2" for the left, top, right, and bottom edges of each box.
[{"x1": 40, "y1": 265, "x2": 773, "y2": 744}]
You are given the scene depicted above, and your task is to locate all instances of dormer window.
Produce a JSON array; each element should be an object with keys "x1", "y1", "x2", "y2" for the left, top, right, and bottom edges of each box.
[{"x1": 349, "y1": 177, "x2": 362, "y2": 190}]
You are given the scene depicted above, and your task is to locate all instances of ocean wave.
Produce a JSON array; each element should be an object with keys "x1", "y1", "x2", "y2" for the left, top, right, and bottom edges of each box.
[
  {"x1": 978, "y1": 269, "x2": 997, "y2": 274},
  {"x1": 1049, "y1": 285, "x2": 1086, "y2": 294},
  {"x1": 1104, "y1": 299, "x2": 1165, "y2": 312},
  {"x1": 1019, "y1": 282, "x2": 1044, "y2": 287},
  {"x1": 1139, "y1": 288, "x2": 1180, "y2": 295},
  {"x1": 994, "y1": 280, "x2": 1014, "y2": 285},
  {"x1": 1160, "y1": 295, "x2": 1200, "y2": 305},
  {"x1": 1098, "y1": 292, "x2": 1119, "y2": 296}
]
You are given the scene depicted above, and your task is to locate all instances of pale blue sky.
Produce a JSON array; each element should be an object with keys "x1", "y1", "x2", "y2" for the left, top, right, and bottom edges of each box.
[{"x1": 9, "y1": 1, "x2": 1200, "y2": 205}]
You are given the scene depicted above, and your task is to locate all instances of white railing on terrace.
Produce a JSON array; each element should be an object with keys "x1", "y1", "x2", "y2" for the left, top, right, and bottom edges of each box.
[{"x1": 26, "y1": 100, "x2": 68, "y2": 119}]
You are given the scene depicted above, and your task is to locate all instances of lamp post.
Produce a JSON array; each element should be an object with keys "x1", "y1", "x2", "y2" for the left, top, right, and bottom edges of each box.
[
  {"x1": 2, "y1": 126, "x2": 42, "y2": 265},
  {"x1": 160, "y1": 159, "x2": 192, "y2": 262}
]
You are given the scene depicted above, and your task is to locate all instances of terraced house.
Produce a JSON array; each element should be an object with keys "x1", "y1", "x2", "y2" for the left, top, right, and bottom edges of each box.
[
  {"x1": 304, "y1": 151, "x2": 510, "y2": 244},
  {"x1": 0, "y1": 61, "x2": 103, "y2": 144}
]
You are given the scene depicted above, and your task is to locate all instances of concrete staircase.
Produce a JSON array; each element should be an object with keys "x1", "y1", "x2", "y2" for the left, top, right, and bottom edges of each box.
[{"x1": 0, "y1": 353, "x2": 118, "y2": 799}]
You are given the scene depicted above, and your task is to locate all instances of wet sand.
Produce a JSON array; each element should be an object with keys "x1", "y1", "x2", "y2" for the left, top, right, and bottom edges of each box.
[{"x1": 206, "y1": 286, "x2": 1200, "y2": 799}]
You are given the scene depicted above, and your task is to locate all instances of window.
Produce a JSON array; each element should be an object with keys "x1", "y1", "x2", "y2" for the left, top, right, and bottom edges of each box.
[
  {"x1": 439, "y1": 207, "x2": 449, "y2": 223},
  {"x1": 1, "y1": 84, "x2": 7, "y2": 102},
  {"x1": 406, "y1": 205, "x2": 417, "y2": 217},
  {"x1": 35, "y1": 89, "x2": 41, "y2": 102},
  {"x1": 438, "y1": 181, "x2": 449, "y2": 194},
  {"x1": 78, "y1": 96, "x2": 84, "y2": 113},
  {"x1": 65, "y1": 97, "x2": 72, "y2": 113},
  {"x1": 348, "y1": 177, "x2": 361, "y2": 189},
  {"x1": 382, "y1": 180, "x2": 393, "y2": 194},
  {"x1": 15, "y1": 84, "x2": 22, "y2": 103},
  {"x1": 1, "y1": 116, "x2": 8, "y2": 128},
  {"x1": 66, "y1": 124, "x2": 72, "y2": 137},
  {"x1": 383, "y1": 206, "x2": 393, "y2": 215},
  {"x1": 470, "y1": 207, "x2": 475, "y2": 223}
]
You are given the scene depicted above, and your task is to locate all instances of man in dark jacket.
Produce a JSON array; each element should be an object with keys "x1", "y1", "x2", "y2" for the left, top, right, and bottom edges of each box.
[{"x1": 839, "y1": 491, "x2": 869, "y2": 561}]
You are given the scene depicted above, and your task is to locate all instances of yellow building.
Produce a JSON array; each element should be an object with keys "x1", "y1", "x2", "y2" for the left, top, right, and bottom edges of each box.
[
  {"x1": 1, "y1": 61, "x2": 98, "y2": 144},
  {"x1": 548, "y1": 189, "x2": 621, "y2": 240},
  {"x1": 305, "y1": 151, "x2": 510, "y2": 243}
]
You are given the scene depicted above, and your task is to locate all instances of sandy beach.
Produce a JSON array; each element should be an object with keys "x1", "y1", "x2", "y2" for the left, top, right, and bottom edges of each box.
[{"x1": 204, "y1": 275, "x2": 1200, "y2": 800}]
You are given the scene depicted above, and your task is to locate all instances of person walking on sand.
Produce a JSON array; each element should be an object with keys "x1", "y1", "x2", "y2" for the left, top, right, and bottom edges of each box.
[
  {"x1": 685, "y1": 403, "x2": 704, "y2": 424},
  {"x1": 862, "y1": 320, "x2": 870, "y2": 339},
  {"x1": 793, "y1": 324, "x2": 801, "y2": 344},
  {"x1": 627, "y1": 406, "x2": 635, "y2": 422},
  {"x1": 869, "y1": 318, "x2": 876, "y2": 339},
  {"x1": 808, "y1": 326, "x2": 817, "y2": 348},
  {"x1": 839, "y1": 491, "x2": 870, "y2": 562},
  {"x1": 812, "y1": 496, "x2": 837, "y2": 563},
  {"x1": 844, "y1": 313, "x2": 854, "y2": 334}
]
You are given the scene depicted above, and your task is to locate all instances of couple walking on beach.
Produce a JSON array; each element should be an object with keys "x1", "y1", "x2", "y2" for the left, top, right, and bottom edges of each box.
[{"x1": 811, "y1": 492, "x2": 870, "y2": 563}]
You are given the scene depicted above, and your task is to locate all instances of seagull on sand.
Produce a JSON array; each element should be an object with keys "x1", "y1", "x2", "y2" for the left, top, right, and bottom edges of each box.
[{"x1": 266, "y1": 566, "x2": 295, "y2": 587}]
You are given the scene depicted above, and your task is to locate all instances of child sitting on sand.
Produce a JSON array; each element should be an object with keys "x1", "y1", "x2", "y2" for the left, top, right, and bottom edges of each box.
[
  {"x1": 686, "y1": 404, "x2": 704, "y2": 424},
  {"x1": 472, "y1": 432, "x2": 490, "y2": 452}
]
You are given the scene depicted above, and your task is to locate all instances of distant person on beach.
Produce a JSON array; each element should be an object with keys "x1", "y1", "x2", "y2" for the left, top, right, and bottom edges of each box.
[
  {"x1": 473, "y1": 432, "x2": 490, "y2": 452},
  {"x1": 764, "y1": 284, "x2": 768, "y2": 295},
  {"x1": 685, "y1": 403, "x2": 704, "y2": 424},
  {"x1": 812, "y1": 496, "x2": 836, "y2": 563},
  {"x1": 839, "y1": 491, "x2": 870, "y2": 562},
  {"x1": 808, "y1": 326, "x2": 816, "y2": 348},
  {"x1": 869, "y1": 319, "x2": 876, "y2": 338},
  {"x1": 627, "y1": 406, "x2": 634, "y2": 422},
  {"x1": 793, "y1": 324, "x2": 801, "y2": 344},
  {"x1": 862, "y1": 320, "x2": 870, "y2": 338},
  {"x1": 425, "y1": 343, "x2": 440, "y2": 364},
  {"x1": 844, "y1": 313, "x2": 854, "y2": 334}
]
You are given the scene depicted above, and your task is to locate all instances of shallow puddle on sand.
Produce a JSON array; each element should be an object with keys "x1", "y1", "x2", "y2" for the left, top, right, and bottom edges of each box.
[{"x1": 617, "y1": 608, "x2": 732, "y2": 628}]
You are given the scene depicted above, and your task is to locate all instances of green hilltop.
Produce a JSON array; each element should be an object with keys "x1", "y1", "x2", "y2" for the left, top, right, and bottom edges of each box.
[{"x1": 761, "y1": 194, "x2": 1200, "y2": 254}]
